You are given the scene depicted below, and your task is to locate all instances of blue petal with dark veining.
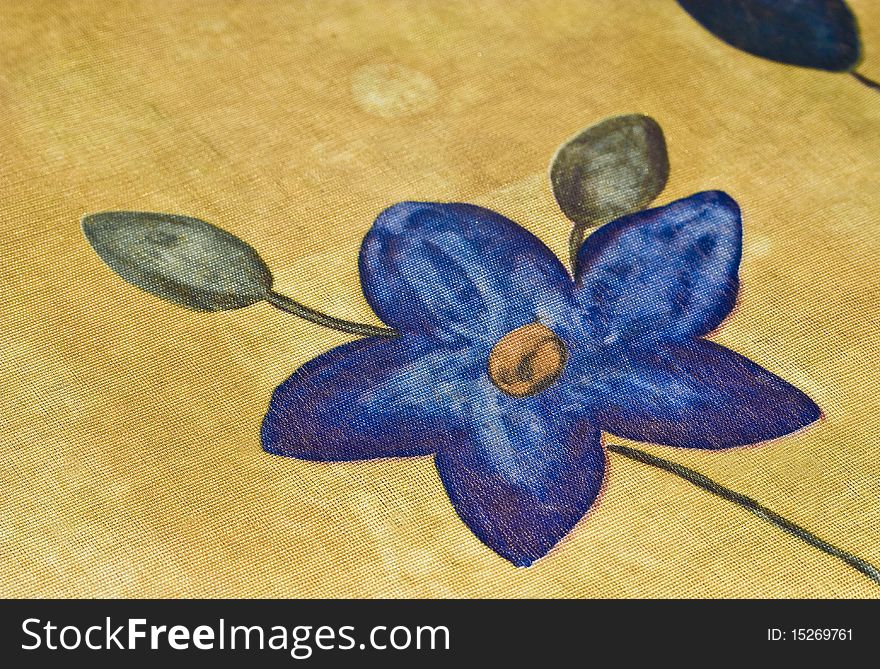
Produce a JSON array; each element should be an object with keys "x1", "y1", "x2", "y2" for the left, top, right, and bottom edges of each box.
[
  {"x1": 564, "y1": 338, "x2": 821, "y2": 449},
  {"x1": 359, "y1": 202, "x2": 573, "y2": 346},
  {"x1": 574, "y1": 191, "x2": 741, "y2": 345},
  {"x1": 678, "y1": 0, "x2": 861, "y2": 72},
  {"x1": 262, "y1": 335, "x2": 473, "y2": 461},
  {"x1": 434, "y1": 387, "x2": 605, "y2": 566}
]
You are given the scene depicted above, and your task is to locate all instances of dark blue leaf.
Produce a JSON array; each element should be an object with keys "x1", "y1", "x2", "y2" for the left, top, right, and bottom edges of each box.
[{"x1": 678, "y1": 0, "x2": 861, "y2": 72}]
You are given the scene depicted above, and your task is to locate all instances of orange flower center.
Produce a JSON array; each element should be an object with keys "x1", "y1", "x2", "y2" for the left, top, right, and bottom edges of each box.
[{"x1": 487, "y1": 322, "x2": 568, "y2": 398}]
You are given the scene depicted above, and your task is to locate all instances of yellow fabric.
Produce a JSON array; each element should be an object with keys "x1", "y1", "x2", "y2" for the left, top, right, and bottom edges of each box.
[{"x1": 2, "y1": 0, "x2": 879, "y2": 598}]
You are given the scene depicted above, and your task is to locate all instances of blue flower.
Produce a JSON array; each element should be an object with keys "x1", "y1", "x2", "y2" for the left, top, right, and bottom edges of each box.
[{"x1": 261, "y1": 191, "x2": 820, "y2": 567}]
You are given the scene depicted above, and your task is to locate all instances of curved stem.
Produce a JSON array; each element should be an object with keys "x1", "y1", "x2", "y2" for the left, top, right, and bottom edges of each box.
[
  {"x1": 607, "y1": 443, "x2": 880, "y2": 586},
  {"x1": 852, "y1": 70, "x2": 880, "y2": 92},
  {"x1": 266, "y1": 290, "x2": 399, "y2": 339}
]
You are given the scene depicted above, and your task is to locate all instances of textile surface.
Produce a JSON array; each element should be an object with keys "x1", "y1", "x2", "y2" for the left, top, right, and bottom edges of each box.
[{"x1": 2, "y1": 0, "x2": 879, "y2": 598}]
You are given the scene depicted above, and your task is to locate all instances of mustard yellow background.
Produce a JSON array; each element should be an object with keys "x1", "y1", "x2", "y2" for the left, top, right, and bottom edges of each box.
[{"x1": 2, "y1": 0, "x2": 879, "y2": 598}]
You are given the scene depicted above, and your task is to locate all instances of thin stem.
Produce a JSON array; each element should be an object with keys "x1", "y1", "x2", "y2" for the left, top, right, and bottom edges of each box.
[
  {"x1": 607, "y1": 443, "x2": 880, "y2": 586},
  {"x1": 266, "y1": 290, "x2": 398, "y2": 339},
  {"x1": 568, "y1": 224, "x2": 586, "y2": 273},
  {"x1": 852, "y1": 70, "x2": 880, "y2": 92}
]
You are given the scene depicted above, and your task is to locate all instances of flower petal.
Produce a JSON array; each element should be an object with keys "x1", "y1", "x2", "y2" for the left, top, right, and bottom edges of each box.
[
  {"x1": 570, "y1": 338, "x2": 820, "y2": 449},
  {"x1": 359, "y1": 202, "x2": 573, "y2": 345},
  {"x1": 435, "y1": 391, "x2": 605, "y2": 567},
  {"x1": 574, "y1": 191, "x2": 742, "y2": 344},
  {"x1": 261, "y1": 335, "x2": 470, "y2": 461}
]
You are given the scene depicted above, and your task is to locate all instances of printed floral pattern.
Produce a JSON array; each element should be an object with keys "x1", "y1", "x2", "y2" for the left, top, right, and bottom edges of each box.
[{"x1": 261, "y1": 192, "x2": 820, "y2": 566}]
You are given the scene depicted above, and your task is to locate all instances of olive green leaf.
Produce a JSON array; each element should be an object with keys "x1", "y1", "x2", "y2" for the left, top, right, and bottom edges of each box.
[
  {"x1": 550, "y1": 114, "x2": 669, "y2": 268},
  {"x1": 82, "y1": 211, "x2": 273, "y2": 312}
]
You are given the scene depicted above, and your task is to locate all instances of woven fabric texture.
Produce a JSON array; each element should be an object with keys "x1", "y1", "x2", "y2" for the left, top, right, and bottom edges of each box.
[{"x1": 2, "y1": 0, "x2": 879, "y2": 598}]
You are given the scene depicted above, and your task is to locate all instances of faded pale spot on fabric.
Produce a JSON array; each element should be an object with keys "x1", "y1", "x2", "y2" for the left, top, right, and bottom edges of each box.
[
  {"x1": 351, "y1": 64, "x2": 439, "y2": 118},
  {"x1": 745, "y1": 235, "x2": 773, "y2": 258}
]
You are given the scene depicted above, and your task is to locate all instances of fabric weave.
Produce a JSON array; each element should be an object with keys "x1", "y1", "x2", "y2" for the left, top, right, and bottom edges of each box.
[{"x1": 2, "y1": 0, "x2": 879, "y2": 598}]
